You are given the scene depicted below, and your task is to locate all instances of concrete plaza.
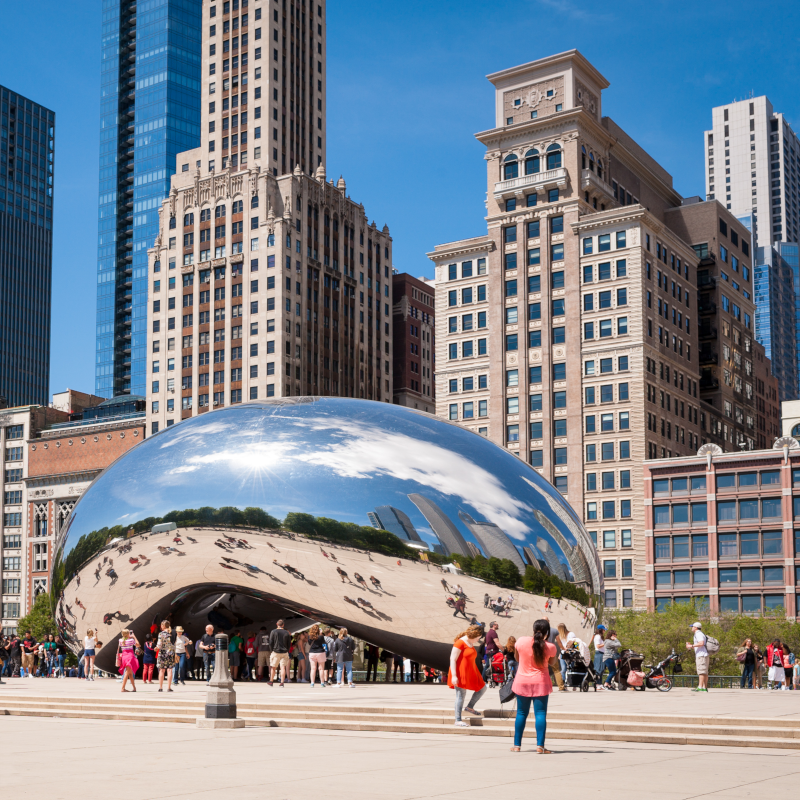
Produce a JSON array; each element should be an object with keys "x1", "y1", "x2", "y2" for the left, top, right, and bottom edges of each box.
[{"x1": 3, "y1": 710, "x2": 800, "y2": 800}]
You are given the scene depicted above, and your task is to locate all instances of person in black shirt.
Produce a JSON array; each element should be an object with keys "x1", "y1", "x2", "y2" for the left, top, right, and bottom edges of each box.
[{"x1": 268, "y1": 619, "x2": 292, "y2": 686}]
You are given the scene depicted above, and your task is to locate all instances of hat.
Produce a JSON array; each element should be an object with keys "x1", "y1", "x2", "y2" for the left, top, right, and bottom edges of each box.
[
  {"x1": 690, "y1": 622, "x2": 702, "y2": 629},
  {"x1": 175, "y1": 626, "x2": 184, "y2": 633},
  {"x1": 597, "y1": 624, "x2": 607, "y2": 630}
]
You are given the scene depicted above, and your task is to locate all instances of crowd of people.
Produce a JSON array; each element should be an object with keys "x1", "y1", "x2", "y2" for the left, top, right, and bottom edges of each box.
[
  {"x1": 0, "y1": 632, "x2": 70, "y2": 679},
  {"x1": 0, "y1": 620, "x2": 445, "y2": 689}
]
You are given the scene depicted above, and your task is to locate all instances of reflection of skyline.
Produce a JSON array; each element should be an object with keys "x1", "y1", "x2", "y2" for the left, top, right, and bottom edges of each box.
[
  {"x1": 60, "y1": 400, "x2": 601, "y2": 594},
  {"x1": 408, "y1": 494, "x2": 469, "y2": 557},
  {"x1": 458, "y1": 511, "x2": 526, "y2": 573},
  {"x1": 368, "y1": 506, "x2": 422, "y2": 543}
]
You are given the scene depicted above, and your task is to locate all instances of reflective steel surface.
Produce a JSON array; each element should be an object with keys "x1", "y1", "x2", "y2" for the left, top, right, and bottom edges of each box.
[{"x1": 53, "y1": 399, "x2": 601, "y2": 669}]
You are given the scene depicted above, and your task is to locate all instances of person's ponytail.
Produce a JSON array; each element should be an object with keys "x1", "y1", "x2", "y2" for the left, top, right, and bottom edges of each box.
[{"x1": 531, "y1": 618, "x2": 550, "y2": 666}]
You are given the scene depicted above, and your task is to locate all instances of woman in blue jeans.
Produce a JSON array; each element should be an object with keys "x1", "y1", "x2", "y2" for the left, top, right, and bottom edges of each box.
[
  {"x1": 602, "y1": 631, "x2": 621, "y2": 690},
  {"x1": 510, "y1": 619, "x2": 557, "y2": 753},
  {"x1": 739, "y1": 639, "x2": 756, "y2": 688}
]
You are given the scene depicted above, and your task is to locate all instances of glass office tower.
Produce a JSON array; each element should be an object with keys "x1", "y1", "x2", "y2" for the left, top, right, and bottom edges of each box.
[
  {"x1": 95, "y1": 0, "x2": 202, "y2": 398},
  {"x1": 0, "y1": 86, "x2": 55, "y2": 406}
]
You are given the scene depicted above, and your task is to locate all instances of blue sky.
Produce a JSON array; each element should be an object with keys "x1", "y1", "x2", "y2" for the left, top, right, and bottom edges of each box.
[{"x1": 2, "y1": 0, "x2": 799, "y2": 396}]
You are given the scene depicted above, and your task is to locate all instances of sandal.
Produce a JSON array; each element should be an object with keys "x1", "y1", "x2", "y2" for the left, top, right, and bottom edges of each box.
[
  {"x1": 536, "y1": 747, "x2": 553, "y2": 754},
  {"x1": 510, "y1": 746, "x2": 521, "y2": 752}
]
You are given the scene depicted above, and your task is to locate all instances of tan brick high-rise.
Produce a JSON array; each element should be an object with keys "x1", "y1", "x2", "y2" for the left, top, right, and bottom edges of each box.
[
  {"x1": 146, "y1": 0, "x2": 392, "y2": 432},
  {"x1": 430, "y1": 51, "x2": 767, "y2": 610}
]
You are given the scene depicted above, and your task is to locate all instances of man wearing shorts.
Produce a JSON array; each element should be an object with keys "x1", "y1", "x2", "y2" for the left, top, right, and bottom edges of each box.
[
  {"x1": 268, "y1": 619, "x2": 291, "y2": 686},
  {"x1": 20, "y1": 631, "x2": 37, "y2": 678},
  {"x1": 686, "y1": 621, "x2": 709, "y2": 692},
  {"x1": 256, "y1": 626, "x2": 270, "y2": 681}
]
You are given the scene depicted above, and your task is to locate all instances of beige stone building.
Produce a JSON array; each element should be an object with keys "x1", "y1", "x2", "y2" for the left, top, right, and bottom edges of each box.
[
  {"x1": 429, "y1": 51, "x2": 753, "y2": 609},
  {"x1": 146, "y1": 0, "x2": 392, "y2": 432}
]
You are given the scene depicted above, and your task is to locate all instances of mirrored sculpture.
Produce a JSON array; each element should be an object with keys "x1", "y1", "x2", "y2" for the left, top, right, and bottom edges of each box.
[{"x1": 53, "y1": 399, "x2": 602, "y2": 670}]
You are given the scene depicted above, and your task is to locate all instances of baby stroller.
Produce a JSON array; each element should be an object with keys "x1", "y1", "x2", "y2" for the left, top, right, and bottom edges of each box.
[
  {"x1": 561, "y1": 647, "x2": 599, "y2": 692},
  {"x1": 615, "y1": 649, "x2": 645, "y2": 691},
  {"x1": 487, "y1": 652, "x2": 507, "y2": 688}
]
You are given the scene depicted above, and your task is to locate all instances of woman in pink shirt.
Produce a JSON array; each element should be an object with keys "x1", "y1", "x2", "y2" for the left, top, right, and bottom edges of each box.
[{"x1": 510, "y1": 618, "x2": 557, "y2": 753}]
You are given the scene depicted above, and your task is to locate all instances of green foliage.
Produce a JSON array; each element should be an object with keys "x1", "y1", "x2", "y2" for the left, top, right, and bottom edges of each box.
[
  {"x1": 607, "y1": 599, "x2": 800, "y2": 675},
  {"x1": 282, "y1": 513, "x2": 417, "y2": 558},
  {"x1": 455, "y1": 554, "x2": 521, "y2": 589},
  {"x1": 522, "y1": 565, "x2": 591, "y2": 606},
  {"x1": 18, "y1": 592, "x2": 58, "y2": 641}
]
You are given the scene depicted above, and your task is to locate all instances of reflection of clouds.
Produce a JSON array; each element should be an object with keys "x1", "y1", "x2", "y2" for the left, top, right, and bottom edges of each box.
[
  {"x1": 292, "y1": 416, "x2": 535, "y2": 541},
  {"x1": 61, "y1": 402, "x2": 596, "y2": 596}
]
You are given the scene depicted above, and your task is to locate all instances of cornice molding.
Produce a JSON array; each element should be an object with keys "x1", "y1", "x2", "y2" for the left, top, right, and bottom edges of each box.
[{"x1": 427, "y1": 238, "x2": 494, "y2": 262}]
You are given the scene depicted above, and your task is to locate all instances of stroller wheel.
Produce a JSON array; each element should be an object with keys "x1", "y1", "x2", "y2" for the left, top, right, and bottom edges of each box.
[{"x1": 580, "y1": 680, "x2": 589, "y2": 692}]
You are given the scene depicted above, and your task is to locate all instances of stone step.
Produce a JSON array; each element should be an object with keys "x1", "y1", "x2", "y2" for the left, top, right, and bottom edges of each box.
[{"x1": 2, "y1": 697, "x2": 800, "y2": 749}]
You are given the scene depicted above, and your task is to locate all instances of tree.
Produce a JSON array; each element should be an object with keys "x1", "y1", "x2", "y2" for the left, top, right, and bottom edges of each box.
[
  {"x1": 18, "y1": 592, "x2": 58, "y2": 642},
  {"x1": 607, "y1": 600, "x2": 800, "y2": 675}
]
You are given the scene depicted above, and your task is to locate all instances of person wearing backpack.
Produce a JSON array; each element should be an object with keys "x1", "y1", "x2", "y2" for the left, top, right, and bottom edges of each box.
[
  {"x1": 686, "y1": 621, "x2": 710, "y2": 692},
  {"x1": 332, "y1": 627, "x2": 356, "y2": 688}
]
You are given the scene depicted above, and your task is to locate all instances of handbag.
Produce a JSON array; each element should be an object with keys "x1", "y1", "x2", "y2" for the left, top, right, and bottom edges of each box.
[
  {"x1": 115, "y1": 646, "x2": 121, "y2": 668},
  {"x1": 135, "y1": 646, "x2": 144, "y2": 657},
  {"x1": 499, "y1": 674, "x2": 516, "y2": 704},
  {"x1": 735, "y1": 651, "x2": 747, "y2": 663}
]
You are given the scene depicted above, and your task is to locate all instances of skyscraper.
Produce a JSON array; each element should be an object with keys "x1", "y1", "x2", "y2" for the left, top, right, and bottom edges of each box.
[
  {"x1": 704, "y1": 98, "x2": 800, "y2": 401},
  {"x1": 408, "y1": 494, "x2": 469, "y2": 557},
  {"x1": 754, "y1": 244, "x2": 798, "y2": 402},
  {"x1": 0, "y1": 86, "x2": 55, "y2": 407},
  {"x1": 369, "y1": 505, "x2": 422, "y2": 542},
  {"x1": 430, "y1": 50, "x2": 776, "y2": 609},
  {"x1": 145, "y1": 0, "x2": 393, "y2": 431},
  {"x1": 704, "y1": 96, "x2": 800, "y2": 248},
  {"x1": 95, "y1": 0, "x2": 203, "y2": 398},
  {"x1": 457, "y1": 510, "x2": 525, "y2": 572}
]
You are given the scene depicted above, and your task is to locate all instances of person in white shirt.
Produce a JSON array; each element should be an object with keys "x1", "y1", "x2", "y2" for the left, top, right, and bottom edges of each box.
[
  {"x1": 83, "y1": 629, "x2": 98, "y2": 682},
  {"x1": 685, "y1": 622, "x2": 709, "y2": 692},
  {"x1": 592, "y1": 624, "x2": 606, "y2": 686},
  {"x1": 172, "y1": 626, "x2": 192, "y2": 686}
]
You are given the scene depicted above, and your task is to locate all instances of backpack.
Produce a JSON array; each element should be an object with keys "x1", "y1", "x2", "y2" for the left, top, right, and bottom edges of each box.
[{"x1": 704, "y1": 634, "x2": 720, "y2": 655}]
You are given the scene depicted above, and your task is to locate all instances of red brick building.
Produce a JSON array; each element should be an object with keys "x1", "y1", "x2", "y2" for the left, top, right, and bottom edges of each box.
[
  {"x1": 644, "y1": 439, "x2": 800, "y2": 618},
  {"x1": 24, "y1": 395, "x2": 145, "y2": 610},
  {"x1": 391, "y1": 272, "x2": 435, "y2": 413}
]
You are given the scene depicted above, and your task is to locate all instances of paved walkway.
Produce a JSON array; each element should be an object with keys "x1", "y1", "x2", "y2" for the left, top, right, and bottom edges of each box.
[
  {"x1": 3, "y1": 676, "x2": 800, "y2": 719},
  {"x1": 2, "y1": 714, "x2": 800, "y2": 800}
]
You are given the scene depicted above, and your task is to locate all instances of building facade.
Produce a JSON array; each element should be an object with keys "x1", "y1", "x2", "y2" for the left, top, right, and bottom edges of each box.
[
  {"x1": 664, "y1": 199, "x2": 781, "y2": 450},
  {"x1": 704, "y1": 96, "x2": 800, "y2": 248},
  {"x1": 95, "y1": 0, "x2": 203, "y2": 399},
  {"x1": 754, "y1": 243, "x2": 798, "y2": 402},
  {"x1": 26, "y1": 399, "x2": 146, "y2": 613},
  {"x1": 145, "y1": 1, "x2": 390, "y2": 431},
  {"x1": 391, "y1": 272, "x2": 435, "y2": 414},
  {"x1": 0, "y1": 406, "x2": 68, "y2": 633},
  {"x1": 0, "y1": 86, "x2": 55, "y2": 407},
  {"x1": 430, "y1": 50, "x2": 777, "y2": 610},
  {"x1": 644, "y1": 441, "x2": 800, "y2": 618}
]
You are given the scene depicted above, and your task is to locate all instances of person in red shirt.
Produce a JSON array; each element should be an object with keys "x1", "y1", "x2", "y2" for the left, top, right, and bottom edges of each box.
[{"x1": 448, "y1": 624, "x2": 486, "y2": 727}]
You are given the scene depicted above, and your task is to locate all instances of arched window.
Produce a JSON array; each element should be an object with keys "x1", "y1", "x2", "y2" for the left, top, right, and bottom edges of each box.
[
  {"x1": 597, "y1": 158, "x2": 603, "y2": 180},
  {"x1": 503, "y1": 154, "x2": 518, "y2": 180},
  {"x1": 581, "y1": 145, "x2": 586, "y2": 169},
  {"x1": 524, "y1": 149, "x2": 540, "y2": 175},
  {"x1": 589, "y1": 152, "x2": 595, "y2": 173},
  {"x1": 546, "y1": 143, "x2": 562, "y2": 170},
  {"x1": 792, "y1": 423, "x2": 800, "y2": 438}
]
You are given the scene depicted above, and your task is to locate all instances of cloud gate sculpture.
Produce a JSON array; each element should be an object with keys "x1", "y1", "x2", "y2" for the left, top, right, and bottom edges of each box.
[{"x1": 53, "y1": 399, "x2": 601, "y2": 670}]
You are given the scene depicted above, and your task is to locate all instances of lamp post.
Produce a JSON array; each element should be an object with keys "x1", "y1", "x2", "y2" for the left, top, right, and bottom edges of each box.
[{"x1": 196, "y1": 632, "x2": 245, "y2": 729}]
